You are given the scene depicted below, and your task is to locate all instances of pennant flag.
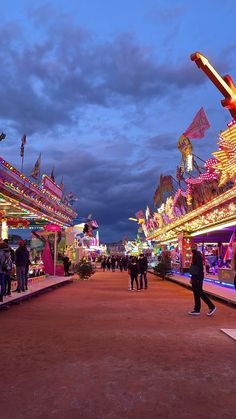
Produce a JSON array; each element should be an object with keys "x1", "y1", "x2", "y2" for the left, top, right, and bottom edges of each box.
[
  {"x1": 160, "y1": 174, "x2": 173, "y2": 193},
  {"x1": 0, "y1": 132, "x2": 6, "y2": 141},
  {"x1": 20, "y1": 134, "x2": 27, "y2": 157},
  {"x1": 223, "y1": 231, "x2": 236, "y2": 262},
  {"x1": 31, "y1": 153, "x2": 41, "y2": 180},
  {"x1": 59, "y1": 176, "x2": 64, "y2": 190},
  {"x1": 50, "y1": 167, "x2": 55, "y2": 182},
  {"x1": 153, "y1": 175, "x2": 173, "y2": 206},
  {"x1": 183, "y1": 107, "x2": 210, "y2": 139},
  {"x1": 135, "y1": 210, "x2": 144, "y2": 220},
  {"x1": 63, "y1": 192, "x2": 78, "y2": 206},
  {"x1": 153, "y1": 185, "x2": 162, "y2": 206}
]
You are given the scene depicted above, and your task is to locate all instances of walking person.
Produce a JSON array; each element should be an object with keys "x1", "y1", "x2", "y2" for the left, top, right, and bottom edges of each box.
[
  {"x1": 0, "y1": 242, "x2": 7, "y2": 302},
  {"x1": 188, "y1": 243, "x2": 216, "y2": 316},
  {"x1": 138, "y1": 253, "x2": 148, "y2": 289},
  {"x1": 118, "y1": 257, "x2": 124, "y2": 272},
  {"x1": 101, "y1": 257, "x2": 106, "y2": 272},
  {"x1": 106, "y1": 257, "x2": 111, "y2": 271},
  {"x1": 111, "y1": 256, "x2": 116, "y2": 272},
  {"x1": 3, "y1": 241, "x2": 14, "y2": 296},
  {"x1": 15, "y1": 240, "x2": 29, "y2": 292},
  {"x1": 63, "y1": 255, "x2": 71, "y2": 276},
  {"x1": 128, "y1": 256, "x2": 139, "y2": 291},
  {"x1": 232, "y1": 243, "x2": 236, "y2": 290}
]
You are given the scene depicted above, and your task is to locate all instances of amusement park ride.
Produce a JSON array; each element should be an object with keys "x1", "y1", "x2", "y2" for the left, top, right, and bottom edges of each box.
[{"x1": 191, "y1": 51, "x2": 236, "y2": 119}]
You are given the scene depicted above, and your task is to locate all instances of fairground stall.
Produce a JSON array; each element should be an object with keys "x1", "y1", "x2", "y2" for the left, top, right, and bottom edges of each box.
[
  {"x1": 64, "y1": 218, "x2": 106, "y2": 267},
  {"x1": 138, "y1": 52, "x2": 236, "y2": 287},
  {"x1": 0, "y1": 157, "x2": 77, "y2": 276}
]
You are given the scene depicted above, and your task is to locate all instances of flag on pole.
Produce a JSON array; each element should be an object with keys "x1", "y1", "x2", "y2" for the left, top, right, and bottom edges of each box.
[
  {"x1": 59, "y1": 176, "x2": 64, "y2": 190},
  {"x1": 50, "y1": 167, "x2": 55, "y2": 182},
  {"x1": 183, "y1": 107, "x2": 210, "y2": 139},
  {"x1": 0, "y1": 132, "x2": 6, "y2": 141},
  {"x1": 31, "y1": 153, "x2": 41, "y2": 180},
  {"x1": 135, "y1": 210, "x2": 144, "y2": 220},
  {"x1": 20, "y1": 134, "x2": 27, "y2": 157},
  {"x1": 223, "y1": 231, "x2": 236, "y2": 262}
]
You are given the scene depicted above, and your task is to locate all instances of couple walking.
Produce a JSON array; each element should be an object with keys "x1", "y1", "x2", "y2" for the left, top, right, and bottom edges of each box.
[{"x1": 128, "y1": 254, "x2": 148, "y2": 291}]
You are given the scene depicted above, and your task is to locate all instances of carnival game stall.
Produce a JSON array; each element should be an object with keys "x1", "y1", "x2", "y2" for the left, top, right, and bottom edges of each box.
[{"x1": 0, "y1": 158, "x2": 77, "y2": 278}]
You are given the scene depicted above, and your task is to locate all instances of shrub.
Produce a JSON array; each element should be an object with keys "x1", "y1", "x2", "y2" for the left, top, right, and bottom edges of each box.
[{"x1": 75, "y1": 258, "x2": 95, "y2": 280}]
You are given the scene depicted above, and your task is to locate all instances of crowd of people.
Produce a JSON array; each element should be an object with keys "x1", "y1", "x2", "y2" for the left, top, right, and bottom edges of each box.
[
  {"x1": 101, "y1": 255, "x2": 129, "y2": 272},
  {"x1": 0, "y1": 239, "x2": 30, "y2": 302},
  {"x1": 100, "y1": 254, "x2": 148, "y2": 291}
]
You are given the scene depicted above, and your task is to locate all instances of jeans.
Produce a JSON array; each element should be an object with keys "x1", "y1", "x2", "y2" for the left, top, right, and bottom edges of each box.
[
  {"x1": 140, "y1": 271, "x2": 147, "y2": 289},
  {"x1": 191, "y1": 278, "x2": 215, "y2": 312},
  {"x1": 16, "y1": 266, "x2": 26, "y2": 291},
  {"x1": 0, "y1": 272, "x2": 5, "y2": 298},
  {"x1": 130, "y1": 274, "x2": 138, "y2": 290}
]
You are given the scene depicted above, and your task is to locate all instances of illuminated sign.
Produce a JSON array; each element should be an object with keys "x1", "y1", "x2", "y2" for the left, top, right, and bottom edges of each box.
[{"x1": 42, "y1": 175, "x2": 63, "y2": 200}]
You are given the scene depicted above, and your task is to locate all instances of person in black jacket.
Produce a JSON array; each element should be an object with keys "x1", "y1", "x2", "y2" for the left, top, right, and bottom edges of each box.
[
  {"x1": 128, "y1": 257, "x2": 140, "y2": 291},
  {"x1": 0, "y1": 241, "x2": 7, "y2": 301},
  {"x1": 15, "y1": 241, "x2": 29, "y2": 292},
  {"x1": 188, "y1": 243, "x2": 216, "y2": 316},
  {"x1": 63, "y1": 256, "x2": 71, "y2": 276},
  {"x1": 3, "y1": 239, "x2": 15, "y2": 295},
  {"x1": 138, "y1": 254, "x2": 148, "y2": 289}
]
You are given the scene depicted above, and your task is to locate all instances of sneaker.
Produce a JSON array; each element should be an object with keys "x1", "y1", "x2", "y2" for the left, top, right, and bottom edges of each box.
[
  {"x1": 207, "y1": 307, "x2": 216, "y2": 316},
  {"x1": 188, "y1": 310, "x2": 200, "y2": 316}
]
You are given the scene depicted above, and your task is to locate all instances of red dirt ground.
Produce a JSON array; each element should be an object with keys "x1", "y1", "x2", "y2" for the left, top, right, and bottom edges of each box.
[{"x1": 0, "y1": 270, "x2": 235, "y2": 419}]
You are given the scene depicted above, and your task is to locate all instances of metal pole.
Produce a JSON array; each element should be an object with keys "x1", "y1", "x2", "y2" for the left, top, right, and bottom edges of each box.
[
  {"x1": 54, "y1": 231, "x2": 57, "y2": 276},
  {"x1": 21, "y1": 155, "x2": 24, "y2": 173}
]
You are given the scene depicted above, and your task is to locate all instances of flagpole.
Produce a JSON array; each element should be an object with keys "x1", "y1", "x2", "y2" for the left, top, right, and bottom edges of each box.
[
  {"x1": 21, "y1": 154, "x2": 24, "y2": 173},
  {"x1": 37, "y1": 153, "x2": 42, "y2": 186},
  {"x1": 20, "y1": 134, "x2": 26, "y2": 173}
]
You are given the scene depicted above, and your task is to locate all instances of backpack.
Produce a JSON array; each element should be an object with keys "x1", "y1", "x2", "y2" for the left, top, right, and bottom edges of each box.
[{"x1": 2, "y1": 253, "x2": 13, "y2": 273}]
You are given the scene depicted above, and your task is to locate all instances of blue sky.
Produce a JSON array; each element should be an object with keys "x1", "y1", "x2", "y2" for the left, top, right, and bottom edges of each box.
[{"x1": 0, "y1": 0, "x2": 236, "y2": 242}]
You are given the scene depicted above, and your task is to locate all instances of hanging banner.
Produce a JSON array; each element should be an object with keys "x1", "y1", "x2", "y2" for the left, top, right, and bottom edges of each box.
[{"x1": 42, "y1": 175, "x2": 63, "y2": 200}]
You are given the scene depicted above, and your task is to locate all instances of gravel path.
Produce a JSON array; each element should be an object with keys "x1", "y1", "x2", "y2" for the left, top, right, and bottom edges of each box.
[{"x1": 0, "y1": 270, "x2": 235, "y2": 419}]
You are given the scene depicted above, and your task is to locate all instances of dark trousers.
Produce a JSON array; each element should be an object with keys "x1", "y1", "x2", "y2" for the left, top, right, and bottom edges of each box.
[
  {"x1": 64, "y1": 267, "x2": 69, "y2": 276},
  {"x1": 192, "y1": 278, "x2": 215, "y2": 312},
  {"x1": 16, "y1": 266, "x2": 26, "y2": 291},
  {"x1": 0, "y1": 273, "x2": 5, "y2": 299},
  {"x1": 4, "y1": 273, "x2": 11, "y2": 295},
  {"x1": 130, "y1": 274, "x2": 138, "y2": 290},
  {"x1": 140, "y1": 271, "x2": 147, "y2": 289}
]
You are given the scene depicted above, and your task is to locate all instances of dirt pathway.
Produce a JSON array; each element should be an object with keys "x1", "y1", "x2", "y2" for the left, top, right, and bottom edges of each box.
[{"x1": 0, "y1": 270, "x2": 235, "y2": 419}]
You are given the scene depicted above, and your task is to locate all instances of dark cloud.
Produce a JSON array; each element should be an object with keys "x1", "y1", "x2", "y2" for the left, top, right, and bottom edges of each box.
[
  {"x1": 147, "y1": 133, "x2": 178, "y2": 151},
  {"x1": 0, "y1": 5, "x2": 232, "y2": 243},
  {"x1": 0, "y1": 9, "x2": 206, "y2": 136}
]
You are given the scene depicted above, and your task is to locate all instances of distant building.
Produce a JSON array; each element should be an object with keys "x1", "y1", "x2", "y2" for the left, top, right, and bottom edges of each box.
[{"x1": 106, "y1": 241, "x2": 125, "y2": 254}]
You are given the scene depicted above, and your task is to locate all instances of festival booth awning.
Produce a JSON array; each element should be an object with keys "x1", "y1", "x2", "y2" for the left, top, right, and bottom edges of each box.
[
  {"x1": 146, "y1": 184, "x2": 236, "y2": 244},
  {"x1": 0, "y1": 157, "x2": 77, "y2": 230}
]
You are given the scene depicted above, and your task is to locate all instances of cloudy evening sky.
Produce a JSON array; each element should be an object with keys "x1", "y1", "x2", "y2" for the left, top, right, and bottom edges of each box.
[{"x1": 0, "y1": 0, "x2": 236, "y2": 242}]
